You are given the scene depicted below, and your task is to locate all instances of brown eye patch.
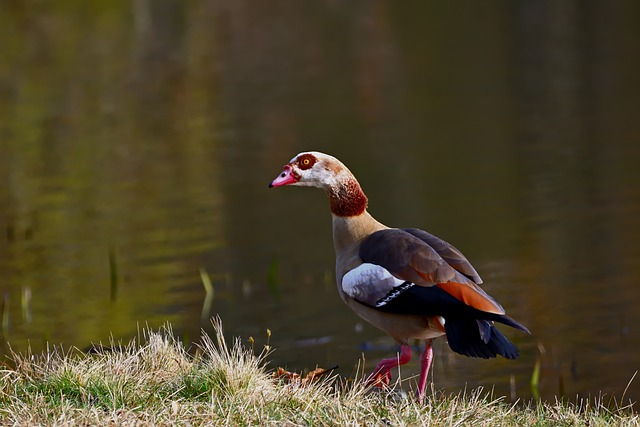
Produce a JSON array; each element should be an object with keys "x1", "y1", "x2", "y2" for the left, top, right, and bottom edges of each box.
[{"x1": 297, "y1": 153, "x2": 317, "y2": 170}]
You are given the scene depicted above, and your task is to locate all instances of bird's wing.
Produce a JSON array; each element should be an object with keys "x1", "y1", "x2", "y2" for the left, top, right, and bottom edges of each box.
[{"x1": 350, "y1": 228, "x2": 504, "y2": 315}]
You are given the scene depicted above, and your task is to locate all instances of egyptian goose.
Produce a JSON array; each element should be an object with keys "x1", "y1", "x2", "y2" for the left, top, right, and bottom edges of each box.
[{"x1": 269, "y1": 151, "x2": 530, "y2": 402}]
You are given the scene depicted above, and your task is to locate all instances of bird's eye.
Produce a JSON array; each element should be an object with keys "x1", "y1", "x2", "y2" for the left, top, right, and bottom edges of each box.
[
  {"x1": 298, "y1": 153, "x2": 316, "y2": 170},
  {"x1": 298, "y1": 154, "x2": 316, "y2": 170}
]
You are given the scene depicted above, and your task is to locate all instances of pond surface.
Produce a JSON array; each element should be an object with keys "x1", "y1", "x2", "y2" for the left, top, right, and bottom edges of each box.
[{"x1": 1, "y1": 1, "x2": 639, "y2": 404}]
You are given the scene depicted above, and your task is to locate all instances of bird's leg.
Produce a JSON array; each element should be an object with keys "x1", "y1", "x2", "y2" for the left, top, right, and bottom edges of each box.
[
  {"x1": 416, "y1": 339, "x2": 434, "y2": 403},
  {"x1": 366, "y1": 345, "x2": 412, "y2": 388}
]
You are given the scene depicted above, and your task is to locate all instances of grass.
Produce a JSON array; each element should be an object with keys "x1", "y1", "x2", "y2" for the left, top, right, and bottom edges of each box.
[{"x1": 0, "y1": 319, "x2": 637, "y2": 426}]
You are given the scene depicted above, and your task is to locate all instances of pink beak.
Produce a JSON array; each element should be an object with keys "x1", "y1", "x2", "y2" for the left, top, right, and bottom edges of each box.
[{"x1": 269, "y1": 165, "x2": 298, "y2": 188}]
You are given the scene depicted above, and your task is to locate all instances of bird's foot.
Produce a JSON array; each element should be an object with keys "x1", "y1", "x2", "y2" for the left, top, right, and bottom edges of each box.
[{"x1": 365, "y1": 369, "x2": 391, "y2": 388}]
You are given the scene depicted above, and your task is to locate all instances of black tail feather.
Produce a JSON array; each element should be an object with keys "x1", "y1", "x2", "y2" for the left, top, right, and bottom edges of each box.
[
  {"x1": 491, "y1": 313, "x2": 531, "y2": 335},
  {"x1": 445, "y1": 318, "x2": 520, "y2": 359}
]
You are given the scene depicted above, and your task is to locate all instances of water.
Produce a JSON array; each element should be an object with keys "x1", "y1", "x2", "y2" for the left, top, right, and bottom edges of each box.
[{"x1": 1, "y1": 1, "x2": 639, "y2": 404}]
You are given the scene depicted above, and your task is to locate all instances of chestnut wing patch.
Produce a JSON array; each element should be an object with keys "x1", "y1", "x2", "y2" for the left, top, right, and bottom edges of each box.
[{"x1": 436, "y1": 282, "x2": 503, "y2": 314}]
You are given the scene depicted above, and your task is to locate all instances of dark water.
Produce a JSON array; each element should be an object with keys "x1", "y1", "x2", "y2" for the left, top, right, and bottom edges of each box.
[{"x1": 1, "y1": 1, "x2": 639, "y2": 404}]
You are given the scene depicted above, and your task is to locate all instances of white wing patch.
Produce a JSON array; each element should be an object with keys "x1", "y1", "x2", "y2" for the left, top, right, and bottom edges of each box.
[{"x1": 341, "y1": 263, "x2": 413, "y2": 307}]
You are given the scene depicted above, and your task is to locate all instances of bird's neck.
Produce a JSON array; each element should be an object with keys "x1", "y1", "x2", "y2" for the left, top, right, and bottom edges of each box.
[
  {"x1": 327, "y1": 176, "x2": 368, "y2": 217},
  {"x1": 327, "y1": 175, "x2": 384, "y2": 252},
  {"x1": 326, "y1": 175, "x2": 387, "y2": 277},
  {"x1": 332, "y1": 210, "x2": 386, "y2": 247}
]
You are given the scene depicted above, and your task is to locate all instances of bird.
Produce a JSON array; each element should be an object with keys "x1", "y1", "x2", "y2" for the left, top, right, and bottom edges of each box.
[{"x1": 269, "y1": 151, "x2": 530, "y2": 402}]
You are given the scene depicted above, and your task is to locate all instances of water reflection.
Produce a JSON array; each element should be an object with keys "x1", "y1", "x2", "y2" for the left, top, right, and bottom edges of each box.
[{"x1": 0, "y1": 1, "x2": 639, "y2": 404}]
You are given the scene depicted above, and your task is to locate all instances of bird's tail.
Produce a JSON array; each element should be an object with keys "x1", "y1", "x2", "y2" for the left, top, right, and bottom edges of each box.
[
  {"x1": 444, "y1": 317, "x2": 520, "y2": 359},
  {"x1": 491, "y1": 313, "x2": 530, "y2": 334}
]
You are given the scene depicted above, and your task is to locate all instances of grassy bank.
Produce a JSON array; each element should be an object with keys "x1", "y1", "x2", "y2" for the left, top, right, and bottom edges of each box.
[{"x1": 0, "y1": 320, "x2": 636, "y2": 426}]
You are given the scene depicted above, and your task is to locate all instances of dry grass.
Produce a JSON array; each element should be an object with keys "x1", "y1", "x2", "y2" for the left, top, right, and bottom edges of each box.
[{"x1": 0, "y1": 319, "x2": 637, "y2": 426}]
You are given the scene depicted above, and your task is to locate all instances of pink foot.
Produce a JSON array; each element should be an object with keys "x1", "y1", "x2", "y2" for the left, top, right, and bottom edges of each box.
[
  {"x1": 367, "y1": 369, "x2": 392, "y2": 388},
  {"x1": 366, "y1": 345, "x2": 412, "y2": 389}
]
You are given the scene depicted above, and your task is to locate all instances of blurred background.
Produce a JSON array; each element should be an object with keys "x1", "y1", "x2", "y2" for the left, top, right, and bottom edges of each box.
[{"x1": 1, "y1": 1, "x2": 639, "y2": 404}]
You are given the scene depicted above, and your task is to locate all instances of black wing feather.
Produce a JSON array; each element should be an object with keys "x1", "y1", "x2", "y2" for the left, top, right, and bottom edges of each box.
[{"x1": 374, "y1": 284, "x2": 530, "y2": 334}]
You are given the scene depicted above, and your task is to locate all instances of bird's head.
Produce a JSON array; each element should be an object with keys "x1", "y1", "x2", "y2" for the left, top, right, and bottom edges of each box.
[{"x1": 269, "y1": 151, "x2": 349, "y2": 191}]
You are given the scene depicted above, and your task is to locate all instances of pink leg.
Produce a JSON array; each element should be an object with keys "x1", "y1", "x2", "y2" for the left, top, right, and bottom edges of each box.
[
  {"x1": 367, "y1": 345, "x2": 412, "y2": 388},
  {"x1": 416, "y1": 339, "x2": 434, "y2": 403}
]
